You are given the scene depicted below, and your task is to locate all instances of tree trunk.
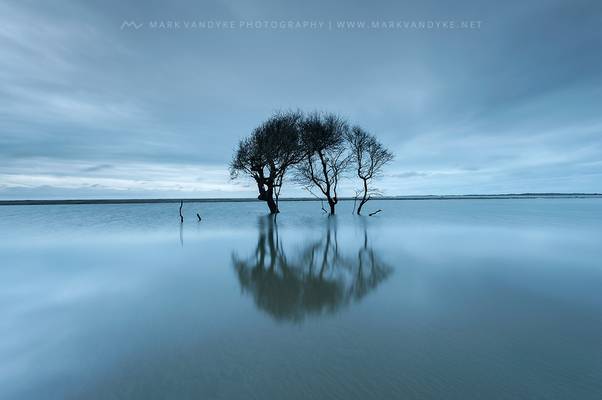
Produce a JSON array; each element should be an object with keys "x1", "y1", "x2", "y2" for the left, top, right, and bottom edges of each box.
[
  {"x1": 328, "y1": 198, "x2": 336, "y2": 215},
  {"x1": 256, "y1": 180, "x2": 280, "y2": 214},
  {"x1": 357, "y1": 200, "x2": 365, "y2": 216},
  {"x1": 356, "y1": 179, "x2": 369, "y2": 215},
  {"x1": 266, "y1": 194, "x2": 279, "y2": 214}
]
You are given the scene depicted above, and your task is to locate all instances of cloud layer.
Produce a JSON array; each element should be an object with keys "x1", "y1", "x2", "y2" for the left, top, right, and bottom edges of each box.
[{"x1": 1, "y1": 0, "x2": 601, "y2": 199}]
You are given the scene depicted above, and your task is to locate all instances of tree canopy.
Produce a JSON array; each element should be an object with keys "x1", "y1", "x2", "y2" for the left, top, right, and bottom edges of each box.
[{"x1": 230, "y1": 110, "x2": 394, "y2": 215}]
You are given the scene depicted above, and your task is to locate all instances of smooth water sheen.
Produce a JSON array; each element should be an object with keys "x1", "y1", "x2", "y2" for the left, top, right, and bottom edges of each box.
[{"x1": 1, "y1": 199, "x2": 601, "y2": 399}]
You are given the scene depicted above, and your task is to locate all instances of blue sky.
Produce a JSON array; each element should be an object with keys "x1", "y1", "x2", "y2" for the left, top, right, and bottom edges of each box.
[{"x1": 1, "y1": 0, "x2": 601, "y2": 199}]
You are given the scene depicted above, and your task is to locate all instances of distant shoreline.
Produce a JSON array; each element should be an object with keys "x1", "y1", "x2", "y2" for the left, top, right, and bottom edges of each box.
[{"x1": 0, "y1": 193, "x2": 600, "y2": 206}]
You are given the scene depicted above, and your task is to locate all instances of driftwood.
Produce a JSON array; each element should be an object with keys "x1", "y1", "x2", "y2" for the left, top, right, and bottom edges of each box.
[
  {"x1": 369, "y1": 209, "x2": 382, "y2": 216},
  {"x1": 179, "y1": 201, "x2": 184, "y2": 223}
]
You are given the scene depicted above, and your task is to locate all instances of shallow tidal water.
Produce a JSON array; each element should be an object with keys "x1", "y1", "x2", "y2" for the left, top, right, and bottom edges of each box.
[{"x1": 1, "y1": 199, "x2": 601, "y2": 399}]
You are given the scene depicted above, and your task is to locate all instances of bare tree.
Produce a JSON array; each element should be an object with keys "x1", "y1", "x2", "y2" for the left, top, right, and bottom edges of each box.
[
  {"x1": 230, "y1": 111, "x2": 304, "y2": 214},
  {"x1": 347, "y1": 126, "x2": 394, "y2": 215},
  {"x1": 296, "y1": 112, "x2": 351, "y2": 215}
]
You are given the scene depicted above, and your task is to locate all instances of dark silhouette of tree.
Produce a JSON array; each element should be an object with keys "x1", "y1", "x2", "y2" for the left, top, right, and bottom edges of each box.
[
  {"x1": 347, "y1": 126, "x2": 394, "y2": 215},
  {"x1": 230, "y1": 111, "x2": 304, "y2": 214},
  {"x1": 296, "y1": 112, "x2": 351, "y2": 215},
  {"x1": 232, "y1": 216, "x2": 392, "y2": 322}
]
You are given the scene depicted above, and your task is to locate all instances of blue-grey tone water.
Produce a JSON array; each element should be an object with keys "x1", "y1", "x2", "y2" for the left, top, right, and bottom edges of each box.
[{"x1": 1, "y1": 199, "x2": 601, "y2": 399}]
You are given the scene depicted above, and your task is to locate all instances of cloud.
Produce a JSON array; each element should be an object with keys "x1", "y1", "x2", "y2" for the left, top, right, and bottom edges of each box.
[
  {"x1": 0, "y1": 158, "x2": 247, "y2": 199},
  {"x1": 391, "y1": 171, "x2": 430, "y2": 179},
  {"x1": 80, "y1": 164, "x2": 114, "y2": 173},
  {"x1": 0, "y1": 0, "x2": 601, "y2": 198}
]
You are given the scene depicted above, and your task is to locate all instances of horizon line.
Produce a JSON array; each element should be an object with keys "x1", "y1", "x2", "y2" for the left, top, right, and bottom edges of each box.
[{"x1": 1, "y1": 193, "x2": 601, "y2": 206}]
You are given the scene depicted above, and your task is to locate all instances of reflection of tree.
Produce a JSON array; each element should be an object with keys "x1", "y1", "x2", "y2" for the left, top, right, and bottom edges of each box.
[{"x1": 232, "y1": 216, "x2": 392, "y2": 322}]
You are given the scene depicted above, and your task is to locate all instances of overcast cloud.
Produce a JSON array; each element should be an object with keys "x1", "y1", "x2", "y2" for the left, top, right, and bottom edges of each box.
[{"x1": 1, "y1": 0, "x2": 601, "y2": 199}]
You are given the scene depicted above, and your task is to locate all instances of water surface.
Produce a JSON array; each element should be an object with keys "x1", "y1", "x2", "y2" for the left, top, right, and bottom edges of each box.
[{"x1": 1, "y1": 199, "x2": 601, "y2": 399}]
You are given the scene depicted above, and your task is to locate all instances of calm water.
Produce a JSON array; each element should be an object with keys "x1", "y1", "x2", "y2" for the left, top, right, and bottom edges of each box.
[{"x1": 1, "y1": 199, "x2": 601, "y2": 399}]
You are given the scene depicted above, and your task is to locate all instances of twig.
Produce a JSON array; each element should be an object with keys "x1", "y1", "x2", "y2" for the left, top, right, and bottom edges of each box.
[
  {"x1": 196, "y1": 213, "x2": 202, "y2": 222},
  {"x1": 179, "y1": 201, "x2": 184, "y2": 223},
  {"x1": 369, "y1": 209, "x2": 382, "y2": 216}
]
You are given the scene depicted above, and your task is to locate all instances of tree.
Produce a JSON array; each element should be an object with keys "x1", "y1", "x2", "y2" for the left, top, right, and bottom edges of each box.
[
  {"x1": 230, "y1": 111, "x2": 303, "y2": 214},
  {"x1": 347, "y1": 126, "x2": 394, "y2": 215},
  {"x1": 296, "y1": 112, "x2": 350, "y2": 215}
]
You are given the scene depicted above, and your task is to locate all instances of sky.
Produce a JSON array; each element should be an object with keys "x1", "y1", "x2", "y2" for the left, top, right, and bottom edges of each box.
[{"x1": 1, "y1": 0, "x2": 601, "y2": 199}]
